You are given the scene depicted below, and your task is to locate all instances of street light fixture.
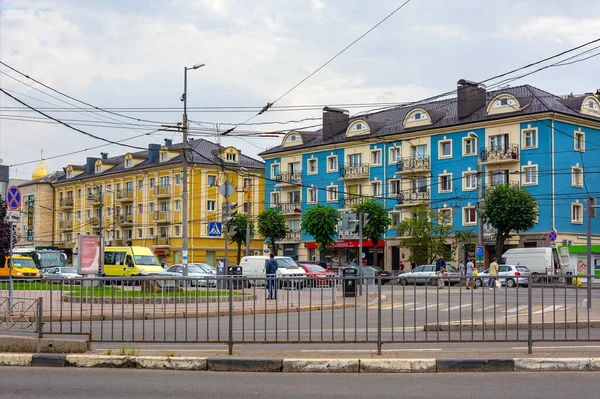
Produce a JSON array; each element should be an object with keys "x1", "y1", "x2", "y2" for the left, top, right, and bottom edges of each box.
[
  {"x1": 182, "y1": 63, "x2": 205, "y2": 277},
  {"x1": 468, "y1": 132, "x2": 484, "y2": 251},
  {"x1": 239, "y1": 167, "x2": 252, "y2": 256}
]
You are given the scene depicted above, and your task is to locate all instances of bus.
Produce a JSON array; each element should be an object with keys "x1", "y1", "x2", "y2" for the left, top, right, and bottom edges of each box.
[{"x1": 11, "y1": 248, "x2": 67, "y2": 270}]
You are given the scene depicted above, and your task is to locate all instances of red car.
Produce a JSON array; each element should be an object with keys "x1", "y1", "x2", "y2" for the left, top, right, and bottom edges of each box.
[{"x1": 298, "y1": 264, "x2": 336, "y2": 287}]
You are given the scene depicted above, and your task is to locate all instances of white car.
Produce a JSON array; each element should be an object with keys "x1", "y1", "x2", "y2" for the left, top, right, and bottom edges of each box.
[
  {"x1": 475, "y1": 264, "x2": 531, "y2": 288},
  {"x1": 164, "y1": 264, "x2": 217, "y2": 287},
  {"x1": 397, "y1": 264, "x2": 461, "y2": 286}
]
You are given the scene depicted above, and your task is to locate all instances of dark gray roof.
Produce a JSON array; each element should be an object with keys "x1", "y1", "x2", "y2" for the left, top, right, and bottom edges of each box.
[
  {"x1": 56, "y1": 138, "x2": 264, "y2": 183},
  {"x1": 19, "y1": 170, "x2": 65, "y2": 187},
  {"x1": 260, "y1": 84, "x2": 600, "y2": 156}
]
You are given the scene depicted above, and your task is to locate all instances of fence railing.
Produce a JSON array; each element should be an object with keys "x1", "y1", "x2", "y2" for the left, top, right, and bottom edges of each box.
[{"x1": 0, "y1": 275, "x2": 596, "y2": 354}]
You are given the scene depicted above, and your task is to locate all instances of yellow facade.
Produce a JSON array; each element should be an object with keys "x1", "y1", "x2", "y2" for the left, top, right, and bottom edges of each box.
[{"x1": 53, "y1": 141, "x2": 265, "y2": 267}]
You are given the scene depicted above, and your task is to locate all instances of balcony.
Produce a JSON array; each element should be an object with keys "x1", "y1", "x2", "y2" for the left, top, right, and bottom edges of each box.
[
  {"x1": 339, "y1": 164, "x2": 370, "y2": 180},
  {"x1": 153, "y1": 236, "x2": 170, "y2": 248},
  {"x1": 59, "y1": 198, "x2": 74, "y2": 209},
  {"x1": 116, "y1": 189, "x2": 134, "y2": 202},
  {"x1": 281, "y1": 231, "x2": 302, "y2": 243},
  {"x1": 487, "y1": 180, "x2": 520, "y2": 190},
  {"x1": 481, "y1": 144, "x2": 519, "y2": 164},
  {"x1": 396, "y1": 190, "x2": 430, "y2": 206},
  {"x1": 59, "y1": 220, "x2": 73, "y2": 231},
  {"x1": 338, "y1": 196, "x2": 365, "y2": 209},
  {"x1": 87, "y1": 194, "x2": 102, "y2": 206},
  {"x1": 109, "y1": 239, "x2": 124, "y2": 246},
  {"x1": 89, "y1": 217, "x2": 100, "y2": 227},
  {"x1": 153, "y1": 210, "x2": 171, "y2": 223},
  {"x1": 338, "y1": 229, "x2": 359, "y2": 240},
  {"x1": 154, "y1": 185, "x2": 172, "y2": 198},
  {"x1": 117, "y1": 214, "x2": 134, "y2": 226},
  {"x1": 279, "y1": 202, "x2": 302, "y2": 215},
  {"x1": 275, "y1": 171, "x2": 302, "y2": 186},
  {"x1": 396, "y1": 156, "x2": 430, "y2": 174}
]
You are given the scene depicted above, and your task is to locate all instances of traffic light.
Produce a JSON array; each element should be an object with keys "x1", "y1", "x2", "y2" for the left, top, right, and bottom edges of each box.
[
  {"x1": 228, "y1": 223, "x2": 237, "y2": 237},
  {"x1": 222, "y1": 202, "x2": 239, "y2": 224},
  {"x1": 590, "y1": 197, "x2": 597, "y2": 218},
  {"x1": 362, "y1": 213, "x2": 370, "y2": 228}
]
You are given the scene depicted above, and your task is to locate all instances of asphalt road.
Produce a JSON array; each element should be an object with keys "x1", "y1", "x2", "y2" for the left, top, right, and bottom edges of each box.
[{"x1": 0, "y1": 367, "x2": 598, "y2": 399}]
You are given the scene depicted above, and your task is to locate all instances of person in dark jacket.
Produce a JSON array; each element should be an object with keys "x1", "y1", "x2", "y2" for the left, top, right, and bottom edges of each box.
[
  {"x1": 435, "y1": 253, "x2": 446, "y2": 289},
  {"x1": 266, "y1": 253, "x2": 278, "y2": 300}
]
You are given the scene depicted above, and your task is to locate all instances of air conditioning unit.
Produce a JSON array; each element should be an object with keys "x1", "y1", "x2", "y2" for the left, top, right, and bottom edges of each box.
[{"x1": 563, "y1": 239, "x2": 573, "y2": 246}]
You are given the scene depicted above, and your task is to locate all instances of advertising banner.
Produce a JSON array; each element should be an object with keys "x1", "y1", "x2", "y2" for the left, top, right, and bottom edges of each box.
[{"x1": 78, "y1": 235, "x2": 101, "y2": 275}]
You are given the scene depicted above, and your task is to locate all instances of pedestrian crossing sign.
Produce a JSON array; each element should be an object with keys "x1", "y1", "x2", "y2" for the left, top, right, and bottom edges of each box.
[{"x1": 208, "y1": 222, "x2": 222, "y2": 237}]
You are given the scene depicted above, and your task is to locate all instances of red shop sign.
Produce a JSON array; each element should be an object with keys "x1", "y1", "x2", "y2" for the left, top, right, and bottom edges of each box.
[{"x1": 306, "y1": 240, "x2": 385, "y2": 249}]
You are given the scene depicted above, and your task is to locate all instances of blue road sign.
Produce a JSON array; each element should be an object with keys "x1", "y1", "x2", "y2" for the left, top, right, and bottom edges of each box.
[
  {"x1": 548, "y1": 230, "x2": 557, "y2": 242},
  {"x1": 6, "y1": 186, "x2": 21, "y2": 210},
  {"x1": 208, "y1": 222, "x2": 222, "y2": 237}
]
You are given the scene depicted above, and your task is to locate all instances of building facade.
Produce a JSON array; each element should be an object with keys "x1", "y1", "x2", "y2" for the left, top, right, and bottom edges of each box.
[
  {"x1": 259, "y1": 81, "x2": 600, "y2": 270},
  {"x1": 52, "y1": 139, "x2": 265, "y2": 266}
]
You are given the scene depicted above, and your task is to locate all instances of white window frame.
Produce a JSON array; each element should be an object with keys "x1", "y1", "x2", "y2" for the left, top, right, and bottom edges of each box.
[
  {"x1": 438, "y1": 173, "x2": 453, "y2": 193},
  {"x1": 207, "y1": 200, "x2": 216, "y2": 212},
  {"x1": 307, "y1": 188, "x2": 317, "y2": 204},
  {"x1": 138, "y1": 204, "x2": 143, "y2": 214},
  {"x1": 462, "y1": 171, "x2": 477, "y2": 191},
  {"x1": 174, "y1": 199, "x2": 181, "y2": 211},
  {"x1": 226, "y1": 153, "x2": 237, "y2": 162},
  {"x1": 571, "y1": 203, "x2": 583, "y2": 224},
  {"x1": 307, "y1": 159, "x2": 318, "y2": 175},
  {"x1": 523, "y1": 164, "x2": 538, "y2": 186},
  {"x1": 371, "y1": 181, "x2": 382, "y2": 197},
  {"x1": 462, "y1": 207, "x2": 477, "y2": 226},
  {"x1": 462, "y1": 137, "x2": 476, "y2": 156},
  {"x1": 326, "y1": 155, "x2": 338, "y2": 172},
  {"x1": 271, "y1": 192, "x2": 280, "y2": 207},
  {"x1": 522, "y1": 128, "x2": 538, "y2": 149},
  {"x1": 174, "y1": 225, "x2": 181, "y2": 236},
  {"x1": 271, "y1": 163, "x2": 280, "y2": 178},
  {"x1": 207, "y1": 175, "x2": 217, "y2": 186},
  {"x1": 439, "y1": 139, "x2": 452, "y2": 159},
  {"x1": 371, "y1": 149, "x2": 382, "y2": 166},
  {"x1": 125, "y1": 159, "x2": 132, "y2": 168},
  {"x1": 327, "y1": 185, "x2": 338, "y2": 202},
  {"x1": 439, "y1": 208, "x2": 453, "y2": 226},
  {"x1": 388, "y1": 146, "x2": 400, "y2": 164},
  {"x1": 572, "y1": 166, "x2": 583, "y2": 187},
  {"x1": 389, "y1": 179, "x2": 401, "y2": 196},
  {"x1": 574, "y1": 131, "x2": 585, "y2": 152},
  {"x1": 160, "y1": 152, "x2": 168, "y2": 161},
  {"x1": 95, "y1": 165, "x2": 101, "y2": 173}
]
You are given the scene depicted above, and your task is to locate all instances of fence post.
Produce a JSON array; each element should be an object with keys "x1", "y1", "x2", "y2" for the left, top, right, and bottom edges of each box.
[
  {"x1": 527, "y1": 275, "x2": 533, "y2": 354},
  {"x1": 228, "y1": 276, "x2": 234, "y2": 355},
  {"x1": 377, "y1": 276, "x2": 382, "y2": 355},
  {"x1": 37, "y1": 296, "x2": 43, "y2": 339}
]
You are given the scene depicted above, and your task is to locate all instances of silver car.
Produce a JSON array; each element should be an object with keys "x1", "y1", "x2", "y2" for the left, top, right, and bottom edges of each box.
[
  {"x1": 475, "y1": 265, "x2": 531, "y2": 288},
  {"x1": 397, "y1": 264, "x2": 461, "y2": 286},
  {"x1": 40, "y1": 267, "x2": 82, "y2": 283},
  {"x1": 164, "y1": 264, "x2": 217, "y2": 287}
]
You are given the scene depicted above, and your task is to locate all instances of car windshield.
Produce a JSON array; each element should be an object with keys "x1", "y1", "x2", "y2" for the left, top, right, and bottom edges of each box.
[
  {"x1": 307, "y1": 265, "x2": 326, "y2": 272},
  {"x1": 61, "y1": 268, "x2": 78, "y2": 273},
  {"x1": 188, "y1": 266, "x2": 207, "y2": 274},
  {"x1": 276, "y1": 258, "x2": 299, "y2": 269},
  {"x1": 196, "y1": 264, "x2": 215, "y2": 273},
  {"x1": 516, "y1": 266, "x2": 530, "y2": 273},
  {"x1": 134, "y1": 255, "x2": 160, "y2": 266},
  {"x1": 13, "y1": 258, "x2": 36, "y2": 268},
  {"x1": 371, "y1": 266, "x2": 384, "y2": 272},
  {"x1": 446, "y1": 265, "x2": 458, "y2": 273}
]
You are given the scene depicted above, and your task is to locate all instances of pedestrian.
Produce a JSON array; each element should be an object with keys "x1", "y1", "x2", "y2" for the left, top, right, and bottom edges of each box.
[
  {"x1": 434, "y1": 253, "x2": 446, "y2": 289},
  {"x1": 266, "y1": 253, "x2": 278, "y2": 300},
  {"x1": 488, "y1": 256, "x2": 499, "y2": 290},
  {"x1": 466, "y1": 258, "x2": 476, "y2": 289},
  {"x1": 459, "y1": 261, "x2": 465, "y2": 277}
]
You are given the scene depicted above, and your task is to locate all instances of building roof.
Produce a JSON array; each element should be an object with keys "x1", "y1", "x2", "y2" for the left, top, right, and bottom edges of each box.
[
  {"x1": 56, "y1": 138, "x2": 264, "y2": 183},
  {"x1": 19, "y1": 170, "x2": 64, "y2": 187},
  {"x1": 259, "y1": 84, "x2": 600, "y2": 157}
]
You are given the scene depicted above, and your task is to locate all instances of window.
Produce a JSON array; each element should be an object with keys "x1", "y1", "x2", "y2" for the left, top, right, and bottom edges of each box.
[
  {"x1": 126, "y1": 160, "x2": 132, "y2": 167},
  {"x1": 371, "y1": 181, "x2": 381, "y2": 197},
  {"x1": 490, "y1": 134, "x2": 508, "y2": 151},
  {"x1": 347, "y1": 154, "x2": 362, "y2": 167},
  {"x1": 95, "y1": 165, "x2": 101, "y2": 173},
  {"x1": 174, "y1": 199, "x2": 181, "y2": 211},
  {"x1": 175, "y1": 174, "x2": 181, "y2": 185},
  {"x1": 389, "y1": 146, "x2": 400, "y2": 164},
  {"x1": 414, "y1": 112, "x2": 422, "y2": 120},
  {"x1": 207, "y1": 175, "x2": 216, "y2": 186},
  {"x1": 138, "y1": 179, "x2": 143, "y2": 191},
  {"x1": 523, "y1": 165, "x2": 538, "y2": 185},
  {"x1": 67, "y1": 171, "x2": 73, "y2": 179},
  {"x1": 115, "y1": 183, "x2": 121, "y2": 193},
  {"x1": 77, "y1": 189, "x2": 81, "y2": 199},
  {"x1": 149, "y1": 203, "x2": 154, "y2": 213},
  {"x1": 413, "y1": 177, "x2": 428, "y2": 193},
  {"x1": 150, "y1": 178, "x2": 155, "y2": 188},
  {"x1": 243, "y1": 178, "x2": 252, "y2": 190},
  {"x1": 161, "y1": 152, "x2": 168, "y2": 161},
  {"x1": 138, "y1": 204, "x2": 143, "y2": 214},
  {"x1": 574, "y1": 130, "x2": 585, "y2": 152},
  {"x1": 491, "y1": 170, "x2": 509, "y2": 186},
  {"x1": 439, "y1": 208, "x2": 452, "y2": 225},
  {"x1": 288, "y1": 191, "x2": 301, "y2": 204},
  {"x1": 439, "y1": 140, "x2": 452, "y2": 158},
  {"x1": 307, "y1": 188, "x2": 317, "y2": 203},
  {"x1": 271, "y1": 163, "x2": 280, "y2": 178},
  {"x1": 371, "y1": 150, "x2": 382, "y2": 166},
  {"x1": 115, "y1": 206, "x2": 121, "y2": 217},
  {"x1": 207, "y1": 200, "x2": 216, "y2": 211},
  {"x1": 59, "y1": 213, "x2": 63, "y2": 221},
  {"x1": 138, "y1": 229, "x2": 143, "y2": 238},
  {"x1": 463, "y1": 207, "x2": 477, "y2": 225},
  {"x1": 149, "y1": 228, "x2": 154, "y2": 238},
  {"x1": 463, "y1": 172, "x2": 477, "y2": 191},
  {"x1": 271, "y1": 192, "x2": 280, "y2": 206},
  {"x1": 288, "y1": 161, "x2": 301, "y2": 174},
  {"x1": 160, "y1": 176, "x2": 169, "y2": 187},
  {"x1": 159, "y1": 201, "x2": 168, "y2": 212},
  {"x1": 226, "y1": 153, "x2": 237, "y2": 162},
  {"x1": 106, "y1": 207, "x2": 111, "y2": 217},
  {"x1": 523, "y1": 128, "x2": 537, "y2": 149},
  {"x1": 411, "y1": 145, "x2": 427, "y2": 160},
  {"x1": 439, "y1": 173, "x2": 452, "y2": 193},
  {"x1": 327, "y1": 186, "x2": 338, "y2": 202},
  {"x1": 86, "y1": 209, "x2": 91, "y2": 219},
  {"x1": 327, "y1": 155, "x2": 338, "y2": 172},
  {"x1": 174, "y1": 225, "x2": 180, "y2": 236},
  {"x1": 77, "y1": 211, "x2": 81, "y2": 220},
  {"x1": 390, "y1": 179, "x2": 401, "y2": 196},
  {"x1": 125, "y1": 205, "x2": 133, "y2": 216},
  {"x1": 390, "y1": 212, "x2": 401, "y2": 227},
  {"x1": 125, "y1": 181, "x2": 133, "y2": 192},
  {"x1": 572, "y1": 167, "x2": 583, "y2": 187},
  {"x1": 356, "y1": 123, "x2": 363, "y2": 130},
  {"x1": 463, "y1": 137, "x2": 476, "y2": 156},
  {"x1": 500, "y1": 98, "x2": 508, "y2": 106},
  {"x1": 572, "y1": 203, "x2": 583, "y2": 224}
]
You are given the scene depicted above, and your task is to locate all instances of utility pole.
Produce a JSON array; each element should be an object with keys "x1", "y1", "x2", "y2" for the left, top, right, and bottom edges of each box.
[
  {"x1": 358, "y1": 212, "x2": 363, "y2": 296},
  {"x1": 245, "y1": 177, "x2": 251, "y2": 256},
  {"x1": 586, "y1": 196, "x2": 597, "y2": 309}
]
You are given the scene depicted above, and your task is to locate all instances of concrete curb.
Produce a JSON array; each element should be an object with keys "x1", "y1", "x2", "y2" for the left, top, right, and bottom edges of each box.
[
  {"x1": 423, "y1": 320, "x2": 600, "y2": 331},
  {"x1": 0, "y1": 335, "x2": 89, "y2": 353},
  {"x1": 1, "y1": 353, "x2": 599, "y2": 372}
]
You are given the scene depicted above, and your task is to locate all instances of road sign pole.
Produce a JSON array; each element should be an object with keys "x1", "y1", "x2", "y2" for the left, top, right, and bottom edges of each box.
[{"x1": 8, "y1": 221, "x2": 14, "y2": 313}]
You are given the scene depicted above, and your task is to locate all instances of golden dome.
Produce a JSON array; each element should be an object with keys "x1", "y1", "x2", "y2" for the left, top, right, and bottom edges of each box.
[{"x1": 32, "y1": 150, "x2": 49, "y2": 180}]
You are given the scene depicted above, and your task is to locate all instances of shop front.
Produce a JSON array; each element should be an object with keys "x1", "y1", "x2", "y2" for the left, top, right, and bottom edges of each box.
[{"x1": 306, "y1": 240, "x2": 385, "y2": 269}]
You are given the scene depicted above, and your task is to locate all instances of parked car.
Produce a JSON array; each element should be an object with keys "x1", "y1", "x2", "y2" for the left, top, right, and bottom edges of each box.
[
  {"x1": 238, "y1": 256, "x2": 307, "y2": 289},
  {"x1": 397, "y1": 264, "x2": 461, "y2": 286},
  {"x1": 164, "y1": 264, "x2": 216, "y2": 287},
  {"x1": 40, "y1": 267, "x2": 81, "y2": 283},
  {"x1": 298, "y1": 264, "x2": 336, "y2": 287},
  {"x1": 475, "y1": 265, "x2": 531, "y2": 288},
  {"x1": 357, "y1": 266, "x2": 392, "y2": 284},
  {"x1": 297, "y1": 260, "x2": 328, "y2": 270}
]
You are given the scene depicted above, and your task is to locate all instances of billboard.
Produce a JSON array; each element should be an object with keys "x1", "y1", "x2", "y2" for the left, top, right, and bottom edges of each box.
[{"x1": 77, "y1": 235, "x2": 101, "y2": 275}]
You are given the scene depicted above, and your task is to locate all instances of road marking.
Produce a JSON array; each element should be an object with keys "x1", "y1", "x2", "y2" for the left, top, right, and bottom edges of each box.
[
  {"x1": 300, "y1": 348, "x2": 443, "y2": 353},
  {"x1": 441, "y1": 304, "x2": 472, "y2": 312},
  {"x1": 520, "y1": 304, "x2": 544, "y2": 314},
  {"x1": 511, "y1": 345, "x2": 600, "y2": 350},
  {"x1": 532, "y1": 305, "x2": 564, "y2": 315},
  {"x1": 505, "y1": 305, "x2": 528, "y2": 313},
  {"x1": 412, "y1": 303, "x2": 445, "y2": 311}
]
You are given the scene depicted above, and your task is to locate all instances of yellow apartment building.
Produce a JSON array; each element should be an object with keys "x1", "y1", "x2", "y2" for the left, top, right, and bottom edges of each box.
[{"x1": 52, "y1": 138, "x2": 265, "y2": 266}]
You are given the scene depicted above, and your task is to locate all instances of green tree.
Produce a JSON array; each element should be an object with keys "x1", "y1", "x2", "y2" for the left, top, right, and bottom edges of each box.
[
  {"x1": 0, "y1": 200, "x2": 17, "y2": 262},
  {"x1": 481, "y1": 184, "x2": 538, "y2": 260},
  {"x1": 352, "y1": 199, "x2": 391, "y2": 268},
  {"x1": 301, "y1": 204, "x2": 340, "y2": 265},
  {"x1": 257, "y1": 208, "x2": 287, "y2": 255},
  {"x1": 229, "y1": 213, "x2": 255, "y2": 264}
]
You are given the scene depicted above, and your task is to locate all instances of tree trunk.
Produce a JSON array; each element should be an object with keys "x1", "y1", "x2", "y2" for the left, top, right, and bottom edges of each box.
[
  {"x1": 495, "y1": 229, "x2": 507, "y2": 265},
  {"x1": 236, "y1": 243, "x2": 242, "y2": 264},
  {"x1": 372, "y1": 239, "x2": 379, "y2": 268}
]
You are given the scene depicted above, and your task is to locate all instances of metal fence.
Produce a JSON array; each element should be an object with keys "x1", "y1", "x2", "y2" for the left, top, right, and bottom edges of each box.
[
  {"x1": 0, "y1": 274, "x2": 597, "y2": 354},
  {"x1": 0, "y1": 295, "x2": 42, "y2": 336}
]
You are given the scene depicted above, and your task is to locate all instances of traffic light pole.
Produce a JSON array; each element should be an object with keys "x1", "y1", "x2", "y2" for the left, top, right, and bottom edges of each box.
[{"x1": 586, "y1": 196, "x2": 597, "y2": 309}]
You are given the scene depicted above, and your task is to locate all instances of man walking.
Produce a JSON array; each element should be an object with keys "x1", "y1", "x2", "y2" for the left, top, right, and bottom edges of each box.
[
  {"x1": 488, "y1": 256, "x2": 499, "y2": 290},
  {"x1": 434, "y1": 253, "x2": 446, "y2": 289},
  {"x1": 466, "y1": 257, "x2": 476, "y2": 289},
  {"x1": 266, "y1": 253, "x2": 278, "y2": 300}
]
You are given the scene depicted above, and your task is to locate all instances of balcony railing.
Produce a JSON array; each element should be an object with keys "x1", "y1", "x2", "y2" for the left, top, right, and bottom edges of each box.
[
  {"x1": 58, "y1": 220, "x2": 73, "y2": 230},
  {"x1": 338, "y1": 229, "x2": 359, "y2": 239},
  {"x1": 396, "y1": 156, "x2": 430, "y2": 173},
  {"x1": 275, "y1": 171, "x2": 302, "y2": 185},
  {"x1": 116, "y1": 189, "x2": 134, "y2": 201},
  {"x1": 278, "y1": 202, "x2": 302, "y2": 215},
  {"x1": 89, "y1": 217, "x2": 100, "y2": 227},
  {"x1": 154, "y1": 236, "x2": 170, "y2": 246},
  {"x1": 339, "y1": 164, "x2": 370, "y2": 179},
  {"x1": 154, "y1": 210, "x2": 171, "y2": 223},
  {"x1": 154, "y1": 185, "x2": 172, "y2": 197},
  {"x1": 87, "y1": 194, "x2": 102, "y2": 205},
  {"x1": 59, "y1": 198, "x2": 74, "y2": 208},
  {"x1": 396, "y1": 190, "x2": 430, "y2": 205},
  {"x1": 338, "y1": 196, "x2": 364, "y2": 209},
  {"x1": 282, "y1": 231, "x2": 302, "y2": 242},
  {"x1": 117, "y1": 214, "x2": 134, "y2": 226},
  {"x1": 481, "y1": 144, "x2": 519, "y2": 163},
  {"x1": 488, "y1": 181, "x2": 520, "y2": 189}
]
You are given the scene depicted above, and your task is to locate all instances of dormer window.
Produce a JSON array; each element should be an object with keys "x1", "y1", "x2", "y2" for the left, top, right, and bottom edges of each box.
[
  {"x1": 487, "y1": 94, "x2": 522, "y2": 115},
  {"x1": 226, "y1": 153, "x2": 237, "y2": 162},
  {"x1": 67, "y1": 171, "x2": 72, "y2": 178},
  {"x1": 356, "y1": 123, "x2": 363, "y2": 129},
  {"x1": 95, "y1": 165, "x2": 101, "y2": 173},
  {"x1": 160, "y1": 152, "x2": 167, "y2": 161},
  {"x1": 125, "y1": 159, "x2": 132, "y2": 168},
  {"x1": 403, "y1": 109, "x2": 431, "y2": 128},
  {"x1": 414, "y1": 113, "x2": 421, "y2": 120},
  {"x1": 500, "y1": 98, "x2": 508, "y2": 106},
  {"x1": 289, "y1": 134, "x2": 299, "y2": 142}
]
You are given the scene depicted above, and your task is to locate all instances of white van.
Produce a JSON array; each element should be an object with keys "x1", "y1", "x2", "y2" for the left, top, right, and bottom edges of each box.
[
  {"x1": 238, "y1": 256, "x2": 307, "y2": 288},
  {"x1": 502, "y1": 247, "x2": 570, "y2": 275}
]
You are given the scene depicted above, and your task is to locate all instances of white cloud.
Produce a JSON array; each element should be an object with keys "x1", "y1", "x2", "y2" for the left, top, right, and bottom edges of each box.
[{"x1": 501, "y1": 16, "x2": 600, "y2": 45}]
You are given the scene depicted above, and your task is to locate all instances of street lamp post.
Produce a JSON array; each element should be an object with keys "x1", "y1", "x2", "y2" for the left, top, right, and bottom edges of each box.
[
  {"x1": 89, "y1": 186, "x2": 104, "y2": 278},
  {"x1": 181, "y1": 63, "x2": 205, "y2": 277},
  {"x1": 240, "y1": 167, "x2": 251, "y2": 256},
  {"x1": 468, "y1": 132, "x2": 484, "y2": 251}
]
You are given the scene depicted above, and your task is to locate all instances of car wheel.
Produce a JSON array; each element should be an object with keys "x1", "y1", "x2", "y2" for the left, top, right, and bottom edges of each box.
[
  {"x1": 506, "y1": 278, "x2": 516, "y2": 288},
  {"x1": 399, "y1": 278, "x2": 408, "y2": 286},
  {"x1": 428, "y1": 278, "x2": 438, "y2": 286},
  {"x1": 475, "y1": 278, "x2": 483, "y2": 288}
]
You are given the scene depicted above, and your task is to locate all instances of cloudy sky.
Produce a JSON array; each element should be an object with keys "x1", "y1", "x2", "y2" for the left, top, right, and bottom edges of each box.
[{"x1": 1, "y1": 0, "x2": 598, "y2": 179}]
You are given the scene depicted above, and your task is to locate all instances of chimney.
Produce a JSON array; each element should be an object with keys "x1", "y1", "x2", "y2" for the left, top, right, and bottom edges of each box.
[
  {"x1": 322, "y1": 107, "x2": 349, "y2": 141},
  {"x1": 100, "y1": 152, "x2": 108, "y2": 160},
  {"x1": 457, "y1": 79, "x2": 486, "y2": 119},
  {"x1": 148, "y1": 144, "x2": 161, "y2": 163},
  {"x1": 86, "y1": 157, "x2": 98, "y2": 174},
  {"x1": 164, "y1": 139, "x2": 173, "y2": 147}
]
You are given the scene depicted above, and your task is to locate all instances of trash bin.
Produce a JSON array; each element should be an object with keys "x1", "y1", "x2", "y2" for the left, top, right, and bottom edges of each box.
[
  {"x1": 565, "y1": 272, "x2": 573, "y2": 285},
  {"x1": 342, "y1": 267, "x2": 357, "y2": 297},
  {"x1": 227, "y1": 266, "x2": 243, "y2": 289}
]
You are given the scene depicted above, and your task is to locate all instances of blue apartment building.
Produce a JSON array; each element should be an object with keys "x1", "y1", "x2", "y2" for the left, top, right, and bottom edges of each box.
[{"x1": 259, "y1": 80, "x2": 600, "y2": 270}]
